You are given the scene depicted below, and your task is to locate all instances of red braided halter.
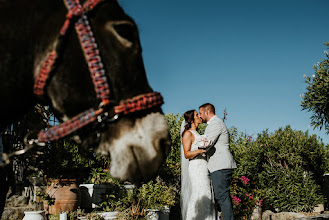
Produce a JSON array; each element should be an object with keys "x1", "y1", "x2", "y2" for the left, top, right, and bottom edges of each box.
[{"x1": 34, "y1": 0, "x2": 164, "y2": 143}]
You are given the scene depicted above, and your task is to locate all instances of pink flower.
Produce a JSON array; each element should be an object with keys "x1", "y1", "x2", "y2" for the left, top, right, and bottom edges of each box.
[
  {"x1": 233, "y1": 196, "x2": 241, "y2": 205},
  {"x1": 259, "y1": 198, "x2": 263, "y2": 207},
  {"x1": 240, "y1": 176, "x2": 250, "y2": 185}
]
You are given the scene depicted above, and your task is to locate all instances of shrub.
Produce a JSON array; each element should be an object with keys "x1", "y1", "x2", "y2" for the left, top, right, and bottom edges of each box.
[
  {"x1": 43, "y1": 138, "x2": 111, "y2": 180},
  {"x1": 159, "y1": 113, "x2": 183, "y2": 185},
  {"x1": 231, "y1": 175, "x2": 260, "y2": 220},
  {"x1": 98, "y1": 178, "x2": 126, "y2": 212},
  {"x1": 85, "y1": 167, "x2": 119, "y2": 185},
  {"x1": 260, "y1": 163, "x2": 323, "y2": 212},
  {"x1": 158, "y1": 113, "x2": 328, "y2": 217},
  {"x1": 230, "y1": 125, "x2": 327, "y2": 214}
]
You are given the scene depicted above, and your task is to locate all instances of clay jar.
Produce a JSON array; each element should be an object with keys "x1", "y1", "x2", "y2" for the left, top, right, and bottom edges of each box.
[{"x1": 44, "y1": 179, "x2": 81, "y2": 214}]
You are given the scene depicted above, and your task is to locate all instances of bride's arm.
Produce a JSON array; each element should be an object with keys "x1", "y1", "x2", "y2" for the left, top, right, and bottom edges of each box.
[{"x1": 182, "y1": 131, "x2": 206, "y2": 159}]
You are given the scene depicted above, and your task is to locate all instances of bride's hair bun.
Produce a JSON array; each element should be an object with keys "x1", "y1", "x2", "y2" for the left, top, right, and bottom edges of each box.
[{"x1": 182, "y1": 110, "x2": 195, "y2": 137}]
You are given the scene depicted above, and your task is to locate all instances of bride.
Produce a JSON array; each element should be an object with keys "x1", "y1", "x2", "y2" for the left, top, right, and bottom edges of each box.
[{"x1": 180, "y1": 110, "x2": 216, "y2": 220}]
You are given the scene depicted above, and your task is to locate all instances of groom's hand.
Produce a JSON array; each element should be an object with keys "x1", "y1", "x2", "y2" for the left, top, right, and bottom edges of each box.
[{"x1": 205, "y1": 141, "x2": 213, "y2": 152}]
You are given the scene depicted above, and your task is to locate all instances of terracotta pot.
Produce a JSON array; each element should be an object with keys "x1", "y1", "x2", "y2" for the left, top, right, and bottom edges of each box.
[{"x1": 44, "y1": 179, "x2": 81, "y2": 214}]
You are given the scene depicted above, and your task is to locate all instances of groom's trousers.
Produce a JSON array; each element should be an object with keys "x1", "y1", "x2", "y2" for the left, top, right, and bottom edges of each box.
[{"x1": 210, "y1": 169, "x2": 234, "y2": 220}]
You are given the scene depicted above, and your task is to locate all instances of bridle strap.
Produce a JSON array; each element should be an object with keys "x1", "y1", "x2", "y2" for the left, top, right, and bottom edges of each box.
[
  {"x1": 34, "y1": 0, "x2": 110, "y2": 101},
  {"x1": 64, "y1": 0, "x2": 110, "y2": 101},
  {"x1": 33, "y1": 0, "x2": 164, "y2": 143},
  {"x1": 37, "y1": 92, "x2": 163, "y2": 142},
  {"x1": 113, "y1": 92, "x2": 164, "y2": 115}
]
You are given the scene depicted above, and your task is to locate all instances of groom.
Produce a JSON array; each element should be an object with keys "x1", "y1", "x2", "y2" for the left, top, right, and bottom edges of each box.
[{"x1": 199, "y1": 103, "x2": 237, "y2": 220}]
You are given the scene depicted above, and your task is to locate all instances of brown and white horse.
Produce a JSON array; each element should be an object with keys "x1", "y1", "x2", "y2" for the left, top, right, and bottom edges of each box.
[{"x1": 0, "y1": 0, "x2": 171, "y2": 183}]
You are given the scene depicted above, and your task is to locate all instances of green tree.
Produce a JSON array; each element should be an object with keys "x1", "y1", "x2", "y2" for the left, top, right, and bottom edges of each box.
[{"x1": 301, "y1": 41, "x2": 329, "y2": 133}]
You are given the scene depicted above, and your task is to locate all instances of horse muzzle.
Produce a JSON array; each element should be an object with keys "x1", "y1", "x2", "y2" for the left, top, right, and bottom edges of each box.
[{"x1": 96, "y1": 112, "x2": 171, "y2": 183}]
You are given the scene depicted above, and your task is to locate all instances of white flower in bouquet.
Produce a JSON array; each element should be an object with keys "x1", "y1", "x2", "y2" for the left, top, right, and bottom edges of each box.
[
  {"x1": 197, "y1": 135, "x2": 211, "y2": 149},
  {"x1": 197, "y1": 135, "x2": 211, "y2": 157}
]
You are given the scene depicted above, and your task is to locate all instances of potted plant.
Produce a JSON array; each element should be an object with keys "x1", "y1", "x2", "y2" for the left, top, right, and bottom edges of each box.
[
  {"x1": 79, "y1": 167, "x2": 119, "y2": 210},
  {"x1": 96, "y1": 178, "x2": 127, "y2": 219},
  {"x1": 137, "y1": 178, "x2": 176, "y2": 220},
  {"x1": 113, "y1": 178, "x2": 176, "y2": 219},
  {"x1": 38, "y1": 178, "x2": 81, "y2": 215}
]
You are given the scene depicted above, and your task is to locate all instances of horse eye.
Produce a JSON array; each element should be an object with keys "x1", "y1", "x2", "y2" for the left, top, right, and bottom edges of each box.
[{"x1": 113, "y1": 23, "x2": 135, "y2": 43}]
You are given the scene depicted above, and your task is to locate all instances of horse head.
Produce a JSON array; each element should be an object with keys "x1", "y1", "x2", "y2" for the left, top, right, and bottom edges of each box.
[{"x1": 35, "y1": 0, "x2": 171, "y2": 183}]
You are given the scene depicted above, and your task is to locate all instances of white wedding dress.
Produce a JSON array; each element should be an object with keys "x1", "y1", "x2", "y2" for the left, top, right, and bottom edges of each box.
[{"x1": 185, "y1": 130, "x2": 216, "y2": 220}]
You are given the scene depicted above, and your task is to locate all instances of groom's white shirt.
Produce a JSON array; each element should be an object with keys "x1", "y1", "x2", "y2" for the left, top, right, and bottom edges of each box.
[{"x1": 205, "y1": 115, "x2": 237, "y2": 173}]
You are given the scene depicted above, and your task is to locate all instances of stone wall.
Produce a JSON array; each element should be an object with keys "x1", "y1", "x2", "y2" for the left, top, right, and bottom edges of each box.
[{"x1": 1, "y1": 187, "x2": 44, "y2": 220}]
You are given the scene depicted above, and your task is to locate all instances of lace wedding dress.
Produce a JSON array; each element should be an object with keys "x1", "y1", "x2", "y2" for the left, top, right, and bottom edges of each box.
[{"x1": 185, "y1": 130, "x2": 216, "y2": 220}]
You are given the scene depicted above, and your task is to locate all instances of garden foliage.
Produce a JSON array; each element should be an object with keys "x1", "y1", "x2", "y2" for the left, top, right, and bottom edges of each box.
[
  {"x1": 231, "y1": 175, "x2": 260, "y2": 219},
  {"x1": 161, "y1": 113, "x2": 329, "y2": 217},
  {"x1": 14, "y1": 106, "x2": 329, "y2": 218},
  {"x1": 43, "y1": 139, "x2": 110, "y2": 180},
  {"x1": 230, "y1": 125, "x2": 328, "y2": 214},
  {"x1": 113, "y1": 178, "x2": 176, "y2": 219},
  {"x1": 159, "y1": 113, "x2": 183, "y2": 184}
]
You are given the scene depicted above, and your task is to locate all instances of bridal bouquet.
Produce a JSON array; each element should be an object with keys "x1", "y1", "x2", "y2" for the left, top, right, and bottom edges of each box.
[
  {"x1": 197, "y1": 135, "x2": 211, "y2": 157},
  {"x1": 197, "y1": 135, "x2": 211, "y2": 149}
]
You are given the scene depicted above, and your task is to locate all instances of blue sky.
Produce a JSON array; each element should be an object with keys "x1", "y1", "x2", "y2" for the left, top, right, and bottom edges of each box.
[{"x1": 119, "y1": 0, "x2": 329, "y2": 144}]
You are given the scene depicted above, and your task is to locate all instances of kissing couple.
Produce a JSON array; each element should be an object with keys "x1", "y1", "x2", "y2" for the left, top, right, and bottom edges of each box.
[{"x1": 180, "y1": 103, "x2": 237, "y2": 220}]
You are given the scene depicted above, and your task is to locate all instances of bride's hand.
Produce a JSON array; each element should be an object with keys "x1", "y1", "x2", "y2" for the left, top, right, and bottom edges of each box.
[{"x1": 198, "y1": 149, "x2": 206, "y2": 153}]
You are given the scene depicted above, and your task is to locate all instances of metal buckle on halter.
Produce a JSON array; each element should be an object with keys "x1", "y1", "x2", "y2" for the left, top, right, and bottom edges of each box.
[
  {"x1": 96, "y1": 111, "x2": 119, "y2": 123},
  {"x1": 96, "y1": 99, "x2": 119, "y2": 123}
]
